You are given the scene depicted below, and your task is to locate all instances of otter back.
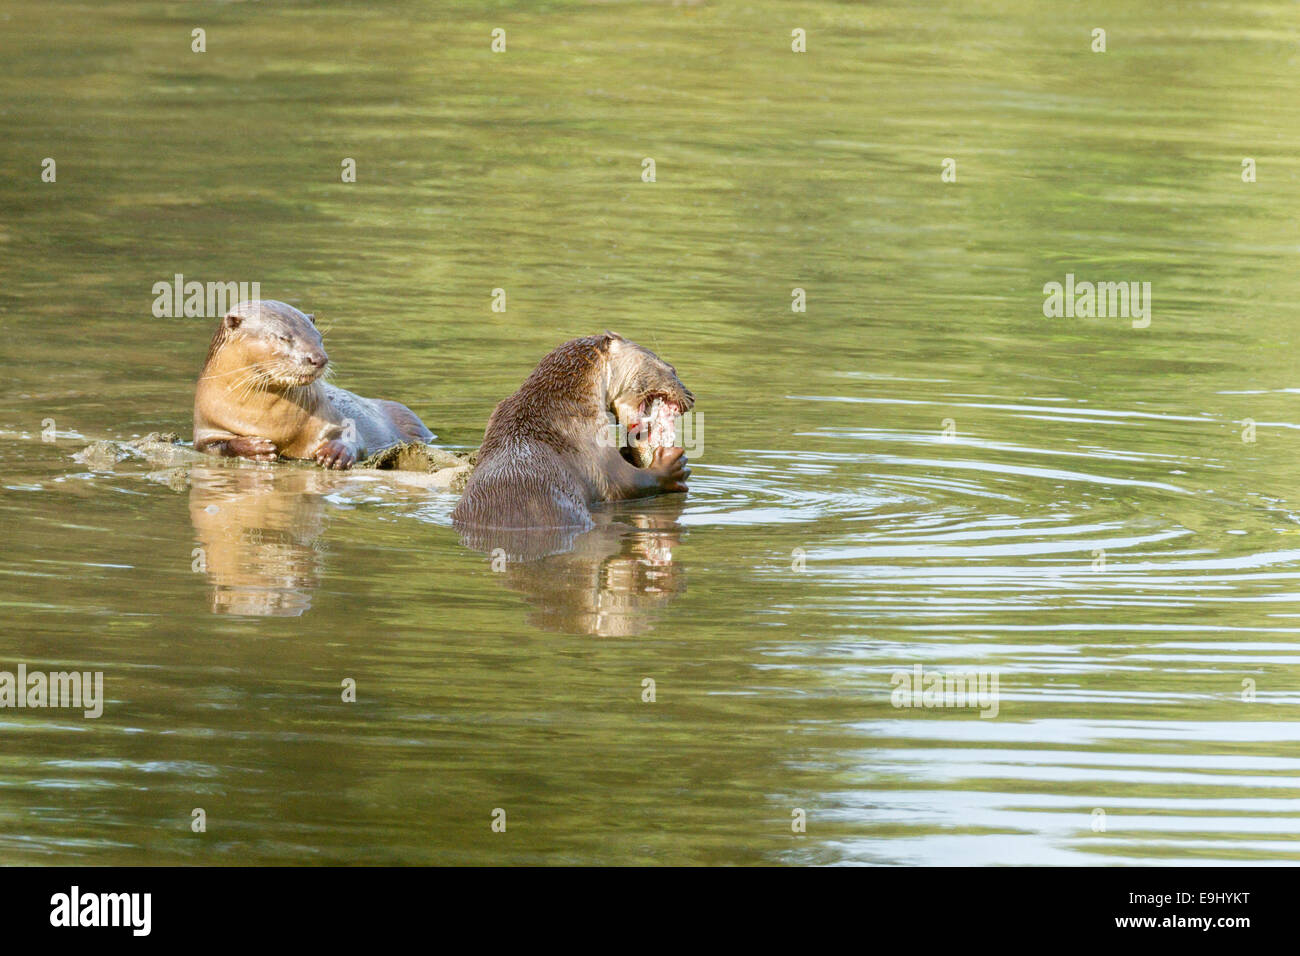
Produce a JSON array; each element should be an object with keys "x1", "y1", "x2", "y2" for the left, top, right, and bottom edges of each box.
[{"x1": 452, "y1": 333, "x2": 693, "y2": 530}]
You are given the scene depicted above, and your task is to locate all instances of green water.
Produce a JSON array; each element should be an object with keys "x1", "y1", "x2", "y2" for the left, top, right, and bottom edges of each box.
[{"x1": 1, "y1": 0, "x2": 1299, "y2": 865}]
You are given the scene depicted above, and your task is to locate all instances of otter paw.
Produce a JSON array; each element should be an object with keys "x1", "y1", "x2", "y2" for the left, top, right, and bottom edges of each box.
[
  {"x1": 650, "y1": 446, "x2": 690, "y2": 494},
  {"x1": 314, "y1": 440, "x2": 355, "y2": 470},
  {"x1": 227, "y1": 436, "x2": 279, "y2": 462}
]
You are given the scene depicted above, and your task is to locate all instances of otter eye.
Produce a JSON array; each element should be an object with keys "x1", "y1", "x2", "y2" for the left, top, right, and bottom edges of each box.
[{"x1": 278, "y1": 334, "x2": 292, "y2": 344}]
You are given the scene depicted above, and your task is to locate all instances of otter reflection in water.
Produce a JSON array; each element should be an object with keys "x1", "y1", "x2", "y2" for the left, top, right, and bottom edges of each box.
[
  {"x1": 458, "y1": 499, "x2": 687, "y2": 636},
  {"x1": 189, "y1": 462, "x2": 330, "y2": 616}
]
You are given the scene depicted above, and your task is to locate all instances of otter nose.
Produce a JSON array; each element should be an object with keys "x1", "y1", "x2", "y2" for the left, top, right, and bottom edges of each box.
[{"x1": 305, "y1": 352, "x2": 328, "y2": 368}]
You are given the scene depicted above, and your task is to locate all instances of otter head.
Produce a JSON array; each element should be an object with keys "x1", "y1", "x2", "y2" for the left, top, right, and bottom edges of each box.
[
  {"x1": 213, "y1": 300, "x2": 328, "y2": 388},
  {"x1": 602, "y1": 332, "x2": 695, "y2": 467}
]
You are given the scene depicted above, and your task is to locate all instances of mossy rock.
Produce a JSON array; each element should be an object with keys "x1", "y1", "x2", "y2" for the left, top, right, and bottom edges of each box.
[
  {"x1": 77, "y1": 434, "x2": 475, "y2": 487},
  {"x1": 76, "y1": 440, "x2": 129, "y2": 471},
  {"x1": 357, "y1": 441, "x2": 474, "y2": 473}
]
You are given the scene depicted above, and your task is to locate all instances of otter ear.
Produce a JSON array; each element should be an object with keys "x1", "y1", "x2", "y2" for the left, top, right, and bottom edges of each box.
[
  {"x1": 305, "y1": 313, "x2": 316, "y2": 325},
  {"x1": 604, "y1": 330, "x2": 625, "y2": 342},
  {"x1": 224, "y1": 311, "x2": 243, "y2": 330}
]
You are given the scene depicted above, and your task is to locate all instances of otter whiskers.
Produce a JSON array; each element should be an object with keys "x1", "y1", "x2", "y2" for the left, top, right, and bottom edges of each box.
[
  {"x1": 194, "y1": 299, "x2": 433, "y2": 466},
  {"x1": 228, "y1": 365, "x2": 276, "y2": 403}
]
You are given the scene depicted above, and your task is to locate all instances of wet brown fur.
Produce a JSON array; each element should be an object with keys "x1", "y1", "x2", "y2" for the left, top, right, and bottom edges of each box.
[
  {"x1": 476, "y1": 336, "x2": 611, "y2": 459},
  {"x1": 452, "y1": 333, "x2": 693, "y2": 530},
  {"x1": 194, "y1": 299, "x2": 433, "y2": 468}
]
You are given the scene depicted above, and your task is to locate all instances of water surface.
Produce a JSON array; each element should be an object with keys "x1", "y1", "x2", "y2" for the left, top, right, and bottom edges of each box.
[{"x1": 1, "y1": 0, "x2": 1299, "y2": 865}]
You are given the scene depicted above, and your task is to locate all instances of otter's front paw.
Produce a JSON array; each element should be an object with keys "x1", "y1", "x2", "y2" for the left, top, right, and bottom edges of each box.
[
  {"x1": 226, "y1": 436, "x2": 279, "y2": 462},
  {"x1": 650, "y1": 446, "x2": 690, "y2": 494},
  {"x1": 314, "y1": 439, "x2": 355, "y2": 470}
]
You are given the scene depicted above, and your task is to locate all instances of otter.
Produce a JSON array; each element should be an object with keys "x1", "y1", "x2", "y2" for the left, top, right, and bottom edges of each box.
[
  {"x1": 451, "y1": 332, "x2": 693, "y2": 529},
  {"x1": 194, "y1": 299, "x2": 433, "y2": 469}
]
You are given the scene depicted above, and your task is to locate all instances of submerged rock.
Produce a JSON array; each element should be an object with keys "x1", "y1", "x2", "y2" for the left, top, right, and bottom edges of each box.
[
  {"x1": 357, "y1": 441, "x2": 471, "y2": 472},
  {"x1": 356, "y1": 441, "x2": 476, "y2": 492},
  {"x1": 75, "y1": 440, "x2": 129, "y2": 471},
  {"x1": 76, "y1": 434, "x2": 477, "y2": 489},
  {"x1": 126, "y1": 432, "x2": 207, "y2": 469}
]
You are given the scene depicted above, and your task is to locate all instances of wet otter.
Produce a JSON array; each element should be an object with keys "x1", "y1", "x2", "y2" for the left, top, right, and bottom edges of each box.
[
  {"x1": 452, "y1": 332, "x2": 693, "y2": 529},
  {"x1": 194, "y1": 300, "x2": 433, "y2": 469}
]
